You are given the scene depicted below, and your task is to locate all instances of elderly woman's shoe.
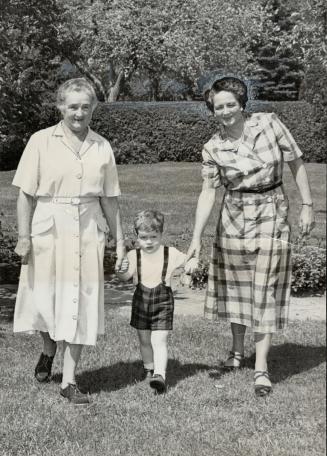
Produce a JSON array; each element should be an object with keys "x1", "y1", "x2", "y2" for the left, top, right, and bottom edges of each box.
[
  {"x1": 60, "y1": 383, "x2": 90, "y2": 405},
  {"x1": 254, "y1": 371, "x2": 272, "y2": 397},
  {"x1": 150, "y1": 374, "x2": 166, "y2": 394},
  {"x1": 34, "y1": 352, "x2": 56, "y2": 382},
  {"x1": 223, "y1": 351, "x2": 245, "y2": 370}
]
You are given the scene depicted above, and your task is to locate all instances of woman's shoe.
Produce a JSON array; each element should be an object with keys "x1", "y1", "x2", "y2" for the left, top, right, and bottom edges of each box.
[
  {"x1": 34, "y1": 352, "x2": 56, "y2": 382},
  {"x1": 254, "y1": 371, "x2": 272, "y2": 397},
  {"x1": 149, "y1": 374, "x2": 166, "y2": 393},
  {"x1": 143, "y1": 368, "x2": 154, "y2": 381},
  {"x1": 223, "y1": 351, "x2": 245, "y2": 370},
  {"x1": 60, "y1": 383, "x2": 90, "y2": 405}
]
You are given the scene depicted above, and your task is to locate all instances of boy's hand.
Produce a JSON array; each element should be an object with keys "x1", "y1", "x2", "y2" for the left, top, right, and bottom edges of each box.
[
  {"x1": 116, "y1": 257, "x2": 129, "y2": 274},
  {"x1": 184, "y1": 257, "x2": 199, "y2": 274}
]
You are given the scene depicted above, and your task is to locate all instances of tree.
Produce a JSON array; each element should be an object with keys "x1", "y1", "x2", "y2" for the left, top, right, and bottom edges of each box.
[
  {"x1": 59, "y1": 0, "x2": 269, "y2": 101},
  {"x1": 0, "y1": 0, "x2": 78, "y2": 168},
  {"x1": 252, "y1": 0, "x2": 304, "y2": 101}
]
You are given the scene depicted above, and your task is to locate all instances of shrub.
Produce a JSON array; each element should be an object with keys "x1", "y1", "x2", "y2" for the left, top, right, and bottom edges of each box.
[
  {"x1": 0, "y1": 221, "x2": 20, "y2": 284},
  {"x1": 2, "y1": 100, "x2": 325, "y2": 170},
  {"x1": 91, "y1": 100, "x2": 326, "y2": 165}
]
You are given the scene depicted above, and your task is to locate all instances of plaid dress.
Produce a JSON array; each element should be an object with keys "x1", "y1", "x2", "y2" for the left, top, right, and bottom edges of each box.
[
  {"x1": 130, "y1": 247, "x2": 174, "y2": 330},
  {"x1": 202, "y1": 112, "x2": 303, "y2": 332}
]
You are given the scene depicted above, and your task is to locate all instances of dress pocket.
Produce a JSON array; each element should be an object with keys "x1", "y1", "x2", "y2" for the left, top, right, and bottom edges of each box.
[
  {"x1": 221, "y1": 200, "x2": 245, "y2": 237},
  {"x1": 31, "y1": 215, "x2": 55, "y2": 237},
  {"x1": 275, "y1": 196, "x2": 289, "y2": 220},
  {"x1": 95, "y1": 214, "x2": 109, "y2": 233}
]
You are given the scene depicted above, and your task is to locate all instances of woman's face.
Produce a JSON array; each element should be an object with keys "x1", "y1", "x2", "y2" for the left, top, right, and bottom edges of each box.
[
  {"x1": 212, "y1": 90, "x2": 243, "y2": 128},
  {"x1": 61, "y1": 90, "x2": 94, "y2": 134}
]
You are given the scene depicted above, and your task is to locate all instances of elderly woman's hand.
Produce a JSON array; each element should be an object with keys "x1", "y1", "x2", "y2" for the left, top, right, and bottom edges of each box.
[
  {"x1": 14, "y1": 237, "x2": 32, "y2": 264},
  {"x1": 299, "y1": 205, "x2": 315, "y2": 236},
  {"x1": 114, "y1": 240, "x2": 126, "y2": 273}
]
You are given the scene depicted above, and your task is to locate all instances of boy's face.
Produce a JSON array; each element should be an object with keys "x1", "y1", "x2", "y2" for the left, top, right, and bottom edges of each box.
[{"x1": 137, "y1": 230, "x2": 162, "y2": 254}]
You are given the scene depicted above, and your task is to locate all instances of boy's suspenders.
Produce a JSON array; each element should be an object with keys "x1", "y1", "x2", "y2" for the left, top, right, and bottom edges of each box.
[
  {"x1": 136, "y1": 248, "x2": 142, "y2": 283},
  {"x1": 161, "y1": 246, "x2": 169, "y2": 285},
  {"x1": 136, "y1": 246, "x2": 169, "y2": 285}
]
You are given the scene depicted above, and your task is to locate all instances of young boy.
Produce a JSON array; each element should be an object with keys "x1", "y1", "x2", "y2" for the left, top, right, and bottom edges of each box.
[{"x1": 117, "y1": 210, "x2": 197, "y2": 393}]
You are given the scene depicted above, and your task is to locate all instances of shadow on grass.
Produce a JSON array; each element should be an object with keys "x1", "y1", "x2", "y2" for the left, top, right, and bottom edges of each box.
[
  {"x1": 51, "y1": 343, "x2": 326, "y2": 392},
  {"x1": 208, "y1": 343, "x2": 326, "y2": 384},
  {"x1": 52, "y1": 359, "x2": 213, "y2": 393}
]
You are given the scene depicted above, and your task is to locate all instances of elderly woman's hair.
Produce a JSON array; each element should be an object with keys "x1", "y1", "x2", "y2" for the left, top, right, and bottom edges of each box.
[
  {"x1": 134, "y1": 210, "x2": 165, "y2": 234},
  {"x1": 205, "y1": 77, "x2": 248, "y2": 112},
  {"x1": 56, "y1": 78, "x2": 98, "y2": 111}
]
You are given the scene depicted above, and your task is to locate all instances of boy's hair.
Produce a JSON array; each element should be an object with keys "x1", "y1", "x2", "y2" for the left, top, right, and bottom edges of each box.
[{"x1": 134, "y1": 210, "x2": 164, "y2": 234}]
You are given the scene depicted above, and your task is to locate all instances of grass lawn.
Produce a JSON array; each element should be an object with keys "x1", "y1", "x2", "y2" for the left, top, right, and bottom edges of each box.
[
  {"x1": 0, "y1": 306, "x2": 325, "y2": 456},
  {"x1": 0, "y1": 163, "x2": 326, "y2": 455},
  {"x1": 1, "y1": 162, "x2": 326, "y2": 258},
  {"x1": 0, "y1": 309, "x2": 326, "y2": 456}
]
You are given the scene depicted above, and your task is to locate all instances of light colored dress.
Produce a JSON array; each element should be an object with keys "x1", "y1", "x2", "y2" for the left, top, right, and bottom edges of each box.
[
  {"x1": 202, "y1": 112, "x2": 303, "y2": 333},
  {"x1": 12, "y1": 122, "x2": 120, "y2": 345}
]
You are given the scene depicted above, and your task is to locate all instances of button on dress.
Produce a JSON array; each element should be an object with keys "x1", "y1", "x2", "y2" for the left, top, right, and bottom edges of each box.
[
  {"x1": 12, "y1": 123, "x2": 121, "y2": 345},
  {"x1": 201, "y1": 113, "x2": 302, "y2": 332}
]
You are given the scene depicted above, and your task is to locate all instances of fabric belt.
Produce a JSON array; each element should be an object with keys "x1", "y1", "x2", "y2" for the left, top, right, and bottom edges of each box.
[
  {"x1": 37, "y1": 196, "x2": 98, "y2": 205},
  {"x1": 227, "y1": 181, "x2": 283, "y2": 194}
]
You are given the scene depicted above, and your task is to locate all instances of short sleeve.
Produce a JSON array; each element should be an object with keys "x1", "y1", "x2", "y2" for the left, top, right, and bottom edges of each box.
[
  {"x1": 12, "y1": 133, "x2": 40, "y2": 196},
  {"x1": 201, "y1": 145, "x2": 221, "y2": 189},
  {"x1": 103, "y1": 141, "x2": 121, "y2": 197},
  {"x1": 271, "y1": 113, "x2": 303, "y2": 162}
]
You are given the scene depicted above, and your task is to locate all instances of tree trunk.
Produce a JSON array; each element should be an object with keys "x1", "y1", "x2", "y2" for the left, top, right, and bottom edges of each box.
[
  {"x1": 71, "y1": 59, "x2": 107, "y2": 101},
  {"x1": 150, "y1": 78, "x2": 160, "y2": 101},
  {"x1": 107, "y1": 69, "x2": 124, "y2": 102}
]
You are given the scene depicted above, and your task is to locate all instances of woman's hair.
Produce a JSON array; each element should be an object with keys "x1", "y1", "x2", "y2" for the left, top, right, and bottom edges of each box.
[
  {"x1": 56, "y1": 78, "x2": 98, "y2": 112},
  {"x1": 205, "y1": 76, "x2": 248, "y2": 112},
  {"x1": 134, "y1": 210, "x2": 165, "y2": 234}
]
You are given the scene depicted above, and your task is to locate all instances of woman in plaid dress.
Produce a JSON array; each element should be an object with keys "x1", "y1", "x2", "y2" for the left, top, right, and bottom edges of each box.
[{"x1": 187, "y1": 77, "x2": 315, "y2": 396}]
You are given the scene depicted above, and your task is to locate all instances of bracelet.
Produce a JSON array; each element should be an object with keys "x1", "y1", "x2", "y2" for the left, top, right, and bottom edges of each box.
[{"x1": 302, "y1": 203, "x2": 313, "y2": 207}]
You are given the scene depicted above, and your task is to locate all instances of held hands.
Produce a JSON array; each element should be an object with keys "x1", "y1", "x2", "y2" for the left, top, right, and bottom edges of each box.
[
  {"x1": 14, "y1": 237, "x2": 31, "y2": 265},
  {"x1": 114, "y1": 240, "x2": 128, "y2": 273},
  {"x1": 184, "y1": 257, "x2": 199, "y2": 274},
  {"x1": 299, "y1": 205, "x2": 315, "y2": 236},
  {"x1": 116, "y1": 257, "x2": 129, "y2": 274}
]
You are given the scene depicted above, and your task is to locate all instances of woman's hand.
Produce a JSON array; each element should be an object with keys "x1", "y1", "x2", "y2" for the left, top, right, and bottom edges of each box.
[
  {"x1": 186, "y1": 238, "x2": 202, "y2": 262},
  {"x1": 184, "y1": 257, "x2": 199, "y2": 274},
  {"x1": 114, "y1": 240, "x2": 126, "y2": 273},
  {"x1": 116, "y1": 257, "x2": 129, "y2": 274},
  {"x1": 14, "y1": 237, "x2": 31, "y2": 264},
  {"x1": 299, "y1": 205, "x2": 315, "y2": 236}
]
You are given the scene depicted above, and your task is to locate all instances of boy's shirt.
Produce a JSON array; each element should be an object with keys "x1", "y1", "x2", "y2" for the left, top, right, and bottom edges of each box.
[{"x1": 122, "y1": 246, "x2": 186, "y2": 288}]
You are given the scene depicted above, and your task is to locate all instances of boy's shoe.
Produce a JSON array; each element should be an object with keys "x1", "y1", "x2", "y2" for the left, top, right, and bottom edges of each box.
[
  {"x1": 34, "y1": 352, "x2": 56, "y2": 383},
  {"x1": 143, "y1": 368, "x2": 154, "y2": 381},
  {"x1": 60, "y1": 383, "x2": 90, "y2": 405},
  {"x1": 150, "y1": 374, "x2": 166, "y2": 394}
]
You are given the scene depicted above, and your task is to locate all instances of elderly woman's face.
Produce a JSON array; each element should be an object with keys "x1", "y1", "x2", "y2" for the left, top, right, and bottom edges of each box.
[
  {"x1": 61, "y1": 90, "x2": 94, "y2": 134},
  {"x1": 212, "y1": 91, "x2": 243, "y2": 128}
]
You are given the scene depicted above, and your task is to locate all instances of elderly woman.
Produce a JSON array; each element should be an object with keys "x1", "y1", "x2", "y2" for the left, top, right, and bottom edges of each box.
[
  {"x1": 13, "y1": 78, "x2": 125, "y2": 404},
  {"x1": 187, "y1": 77, "x2": 315, "y2": 396}
]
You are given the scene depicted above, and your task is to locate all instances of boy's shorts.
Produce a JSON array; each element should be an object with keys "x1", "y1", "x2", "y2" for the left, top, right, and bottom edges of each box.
[{"x1": 130, "y1": 282, "x2": 174, "y2": 330}]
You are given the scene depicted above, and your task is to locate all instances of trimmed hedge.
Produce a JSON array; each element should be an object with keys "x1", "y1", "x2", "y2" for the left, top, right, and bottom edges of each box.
[
  {"x1": 91, "y1": 100, "x2": 326, "y2": 165},
  {"x1": 1, "y1": 100, "x2": 326, "y2": 170}
]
